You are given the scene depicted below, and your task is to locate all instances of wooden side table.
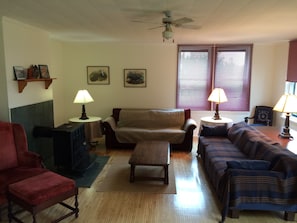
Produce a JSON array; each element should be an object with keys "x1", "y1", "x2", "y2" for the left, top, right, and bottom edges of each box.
[
  {"x1": 254, "y1": 126, "x2": 297, "y2": 154},
  {"x1": 69, "y1": 116, "x2": 102, "y2": 145}
]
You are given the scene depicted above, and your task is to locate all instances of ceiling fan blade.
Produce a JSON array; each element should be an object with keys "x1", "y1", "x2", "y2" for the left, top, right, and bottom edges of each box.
[
  {"x1": 172, "y1": 17, "x2": 193, "y2": 25},
  {"x1": 174, "y1": 24, "x2": 201, "y2": 30},
  {"x1": 131, "y1": 20, "x2": 160, "y2": 25},
  {"x1": 149, "y1": 25, "x2": 164, "y2": 30}
]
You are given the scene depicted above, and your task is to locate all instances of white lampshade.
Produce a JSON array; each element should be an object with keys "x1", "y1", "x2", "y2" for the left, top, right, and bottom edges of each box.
[
  {"x1": 273, "y1": 94, "x2": 297, "y2": 113},
  {"x1": 73, "y1": 89, "x2": 94, "y2": 120},
  {"x1": 208, "y1": 88, "x2": 228, "y2": 103},
  {"x1": 73, "y1": 90, "x2": 94, "y2": 104}
]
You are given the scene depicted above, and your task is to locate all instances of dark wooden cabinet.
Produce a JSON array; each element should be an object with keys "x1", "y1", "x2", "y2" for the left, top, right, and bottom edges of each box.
[{"x1": 53, "y1": 122, "x2": 89, "y2": 171}]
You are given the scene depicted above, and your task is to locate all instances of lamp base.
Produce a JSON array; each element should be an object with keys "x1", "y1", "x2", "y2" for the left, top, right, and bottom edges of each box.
[
  {"x1": 79, "y1": 114, "x2": 89, "y2": 120},
  {"x1": 79, "y1": 104, "x2": 89, "y2": 120},
  {"x1": 278, "y1": 113, "x2": 293, "y2": 139},
  {"x1": 212, "y1": 104, "x2": 221, "y2": 120},
  {"x1": 279, "y1": 127, "x2": 293, "y2": 139},
  {"x1": 212, "y1": 114, "x2": 221, "y2": 120}
]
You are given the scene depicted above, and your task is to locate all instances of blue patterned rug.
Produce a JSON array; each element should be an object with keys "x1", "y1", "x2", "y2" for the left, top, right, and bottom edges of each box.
[{"x1": 57, "y1": 155, "x2": 110, "y2": 188}]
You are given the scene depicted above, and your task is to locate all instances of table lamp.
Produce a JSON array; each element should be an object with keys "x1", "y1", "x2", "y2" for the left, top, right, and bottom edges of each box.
[
  {"x1": 273, "y1": 94, "x2": 297, "y2": 138},
  {"x1": 73, "y1": 90, "x2": 94, "y2": 120},
  {"x1": 208, "y1": 88, "x2": 228, "y2": 120}
]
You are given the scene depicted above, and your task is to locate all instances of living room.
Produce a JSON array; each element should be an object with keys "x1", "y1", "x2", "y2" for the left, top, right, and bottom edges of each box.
[{"x1": 1, "y1": 1, "x2": 297, "y2": 222}]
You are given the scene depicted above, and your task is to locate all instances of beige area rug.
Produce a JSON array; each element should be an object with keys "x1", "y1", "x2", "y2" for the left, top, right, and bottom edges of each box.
[{"x1": 95, "y1": 155, "x2": 176, "y2": 194}]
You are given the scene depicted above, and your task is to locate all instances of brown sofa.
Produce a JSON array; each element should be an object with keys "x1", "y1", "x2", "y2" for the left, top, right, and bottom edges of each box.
[{"x1": 103, "y1": 108, "x2": 197, "y2": 151}]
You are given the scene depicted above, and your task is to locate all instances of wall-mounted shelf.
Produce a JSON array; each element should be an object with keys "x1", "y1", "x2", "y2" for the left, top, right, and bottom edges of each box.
[{"x1": 17, "y1": 78, "x2": 56, "y2": 93}]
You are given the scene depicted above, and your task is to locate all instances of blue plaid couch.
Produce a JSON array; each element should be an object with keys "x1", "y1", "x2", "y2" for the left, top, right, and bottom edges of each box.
[{"x1": 198, "y1": 122, "x2": 297, "y2": 222}]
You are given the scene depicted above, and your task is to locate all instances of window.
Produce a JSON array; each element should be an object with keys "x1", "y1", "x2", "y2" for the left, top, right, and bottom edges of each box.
[{"x1": 177, "y1": 44, "x2": 252, "y2": 111}]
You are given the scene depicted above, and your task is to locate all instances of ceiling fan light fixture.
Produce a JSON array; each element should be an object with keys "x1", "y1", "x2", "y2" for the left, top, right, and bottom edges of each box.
[
  {"x1": 162, "y1": 30, "x2": 173, "y2": 39},
  {"x1": 162, "y1": 24, "x2": 173, "y2": 40}
]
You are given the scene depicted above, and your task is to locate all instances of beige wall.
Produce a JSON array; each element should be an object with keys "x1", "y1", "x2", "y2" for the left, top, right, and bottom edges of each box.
[
  {"x1": 2, "y1": 17, "x2": 53, "y2": 111},
  {"x1": 56, "y1": 42, "x2": 178, "y2": 125},
  {"x1": 56, "y1": 41, "x2": 289, "y2": 132},
  {"x1": 0, "y1": 19, "x2": 9, "y2": 121},
  {"x1": 1, "y1": 16, "x2": 293, "y2": 131}
]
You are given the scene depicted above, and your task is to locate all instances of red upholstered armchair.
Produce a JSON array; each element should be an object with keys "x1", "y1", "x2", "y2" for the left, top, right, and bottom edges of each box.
[{"x1": 0, "y1": 121, "x2": 46, "y2": 207}]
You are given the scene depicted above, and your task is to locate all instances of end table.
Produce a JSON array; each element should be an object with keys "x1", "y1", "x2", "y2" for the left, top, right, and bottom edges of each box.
[
  {"x1": 69, "y1": 116, "x2": 102, "y2": 146},
  {"x1": 199, "y1": 116, "x2": 233, "y2": 134}
]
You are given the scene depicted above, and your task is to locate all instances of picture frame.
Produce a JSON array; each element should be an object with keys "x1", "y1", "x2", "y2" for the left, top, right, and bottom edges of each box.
[
  {"x1": 87, "y1": 66, "x2": 110, "y2": 85},
  {"x1": 13, "y1": 66, "x2": 27, "y2": 80},
  {"x1": 124, "y1": 69, "x2": 147, "y2": 88},
  {"x1": 38, "y1": 65, "x2": 50, "y2": 79}
]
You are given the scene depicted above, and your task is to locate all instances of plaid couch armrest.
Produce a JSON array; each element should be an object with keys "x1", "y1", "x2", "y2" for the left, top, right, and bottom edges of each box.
[{"x1": 220, "y1": 169, "x2": 290, "y2": 222}]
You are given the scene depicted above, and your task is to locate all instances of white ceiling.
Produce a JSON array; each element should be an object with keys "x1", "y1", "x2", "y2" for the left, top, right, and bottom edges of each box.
[{"x1": 1, "y1": 0, "x2": 297, "y2": 44}]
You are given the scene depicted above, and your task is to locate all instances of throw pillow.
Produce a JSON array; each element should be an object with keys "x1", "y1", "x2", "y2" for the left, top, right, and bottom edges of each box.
[
  {"x1": 227, "y1": 160, "x2": 271, "y2": 170},
  {"x1": 200, "y1": 125, "x2": 228, "y2": 137}
]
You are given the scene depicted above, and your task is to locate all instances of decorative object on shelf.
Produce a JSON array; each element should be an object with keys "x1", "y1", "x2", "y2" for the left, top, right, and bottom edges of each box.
[
  {"x1": 73, "y1": 89, "x2": 94, "y2": 120},
  {"x1": 38, "y1": 64, "x2": 50, "y2": 79},
  {"x1": 27, "y1": 65, "x2": 40, "y2": 79},
  {"x1": 273, "y1": 94, "x2": 297, "y2": 139},
  {"x1": 208, "y1": 88, "x2": 228, "y2": 120},
  {"x1": 13, "y1": 66, "x2": 27, "y2": 80},
  {"x1": 124, "y1": 69, "x2": 146, "y2": 88},
  {"x1": 87, "y1": 66, "x2": 110, "y2": 85}
]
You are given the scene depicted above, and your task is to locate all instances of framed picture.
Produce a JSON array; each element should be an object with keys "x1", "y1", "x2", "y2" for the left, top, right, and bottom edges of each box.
[
  {"x1": 13, "y1": 66, "x2": 27, "y2": 80},
  {"x1": 87, "y1": 66, "x2": 110, "y2": 85},
  {"x1": 124, "y1": 69, "x2": 146, "y2": 88},
  {"x1": 38, "y1": 65, "x2": 50, "y2": 79}
]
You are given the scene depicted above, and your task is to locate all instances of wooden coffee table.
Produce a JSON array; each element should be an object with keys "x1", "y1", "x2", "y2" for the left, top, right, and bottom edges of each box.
[{"x1": 128, "y1": 141, "x2": 170, "y2": 184}]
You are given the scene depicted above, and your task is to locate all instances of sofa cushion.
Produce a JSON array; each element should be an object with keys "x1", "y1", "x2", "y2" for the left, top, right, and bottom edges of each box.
[
  {"x1": 115, "y1": 127, "x2": 185, "y2": 144},
  {"x1": 117, "y1": 109, "x2": 185, "y2": 129},
  {"x1": 200, "y1": 125, "x2": 228, "y2": 137},
  {"x1": 254, "y1": 141, "x2": 285, "y2": 167},
  {"x1": 227, "y1": 122, "x2": 250, "y2": 144},
  {"x1": 227, "y1": 160, "x2": 271, "y2": 170},
  {"x1": 203, "y1": 142, "x2": 247, "y2": 192}
]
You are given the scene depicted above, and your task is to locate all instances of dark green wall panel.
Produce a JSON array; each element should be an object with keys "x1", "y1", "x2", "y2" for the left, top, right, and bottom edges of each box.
[{"x1": 10, "y1": 100, "x2": 54, "y2": 169}]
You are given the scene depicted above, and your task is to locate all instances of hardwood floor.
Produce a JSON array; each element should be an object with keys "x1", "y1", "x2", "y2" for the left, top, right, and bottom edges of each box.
[{"x1": 1, "y1": 138, "x2": 292, "y2": 222}]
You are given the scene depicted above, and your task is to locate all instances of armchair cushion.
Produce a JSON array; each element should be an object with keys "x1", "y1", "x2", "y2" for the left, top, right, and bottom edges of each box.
[
  {"x1": 0, "y1": 167, "x2": 47, "y2": 201},
  {"x1": 8, "y1": 171, "x2": 75, "y2": 206}
]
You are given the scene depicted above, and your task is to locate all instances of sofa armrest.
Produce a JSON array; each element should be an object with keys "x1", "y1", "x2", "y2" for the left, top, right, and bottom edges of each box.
[
  {"x1": 183, "y1": 118, "x2": 197, "y2": 131},
  {"x1": 18, "y1": 151, "x2": 44, "y2": 168},
  {"x1": 103, "y1": 116, "x2": 117, "y2": 131},
  {"x1": 220, "y1": 168, "x2": 288, "y2": 222}
]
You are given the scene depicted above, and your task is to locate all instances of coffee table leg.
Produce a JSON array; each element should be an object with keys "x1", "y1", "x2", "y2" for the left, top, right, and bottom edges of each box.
[
  {"x1": 164, "y1": 165, "x2": 169, "y2": 184},
  {"x1": 130, "y1": 165, "x2": 135, "y2": 182}
]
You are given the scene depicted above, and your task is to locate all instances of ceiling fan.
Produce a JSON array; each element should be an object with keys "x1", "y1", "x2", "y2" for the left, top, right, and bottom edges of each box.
[{"x1": 153, "y1": 10, "x2": 197, "y2": 42}]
